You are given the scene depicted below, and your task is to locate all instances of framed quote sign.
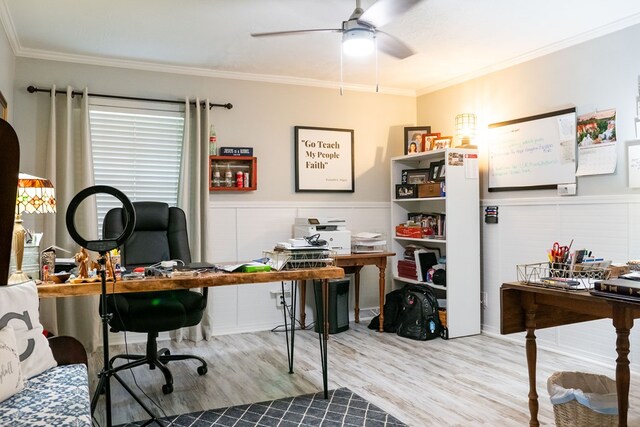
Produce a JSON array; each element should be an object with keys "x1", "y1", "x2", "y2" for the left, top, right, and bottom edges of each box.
[{"x1": 294, "y1": 126, "x2": 354, "y2": 192}]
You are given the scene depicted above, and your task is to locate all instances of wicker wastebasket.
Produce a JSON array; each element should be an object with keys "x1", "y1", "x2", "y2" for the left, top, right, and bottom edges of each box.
[{"x1": 547, "y1": 371, "x2": 618, "y2": 427}]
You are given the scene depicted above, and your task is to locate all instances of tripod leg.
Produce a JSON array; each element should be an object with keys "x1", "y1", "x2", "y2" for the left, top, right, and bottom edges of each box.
[
  {"x1": 112, "y1": 372, "x2": 162, "y2": 425},
  {"x1": 91, "y1": 371, "x2": 108, "y2": 413}
]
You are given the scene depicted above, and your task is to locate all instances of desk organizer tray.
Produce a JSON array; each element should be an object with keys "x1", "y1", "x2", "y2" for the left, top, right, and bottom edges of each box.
[
  {"x1": 264, "y1": 249, "x2": 336, "y2": 271},
  {"x1": 517, "y1": 262, "x2": 610, "y2": 290}
]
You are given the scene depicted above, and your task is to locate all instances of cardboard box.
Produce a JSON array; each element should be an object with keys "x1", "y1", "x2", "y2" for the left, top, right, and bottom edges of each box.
[
  {"x1": 417, "y1": 182, "x2": 444, "y2": 198},
  {"x1": 608, "y1": 264, "x2": 630, "y2": 278},
  {"x1": 395, "y1": 225, "x2": 422, "y2": 238}
]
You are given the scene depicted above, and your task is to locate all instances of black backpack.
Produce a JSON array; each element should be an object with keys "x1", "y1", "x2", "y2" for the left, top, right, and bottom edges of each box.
[
  {"x1": 368, "y1": 288, "x2": 404, "y2": 333},
  {"x1": 396, "y1": 284, "x2": 444, "y2": 341}
]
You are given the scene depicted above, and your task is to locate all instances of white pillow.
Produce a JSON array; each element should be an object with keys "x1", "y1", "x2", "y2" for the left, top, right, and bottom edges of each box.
[
  {"x1": 0, "y1": 326, "x2": 25, "y2": 403},
  {"x1": 0, "y1": 281, "x2": 57, "y2": 379}
]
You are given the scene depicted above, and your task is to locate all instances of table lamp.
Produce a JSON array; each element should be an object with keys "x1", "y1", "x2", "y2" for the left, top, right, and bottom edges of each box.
[
  {"x1": 9, "y1": 173, "x2": 56, "y2": 284},
  {"x1": 455, "y1": 113, "x2": 477, "y2": 148}
]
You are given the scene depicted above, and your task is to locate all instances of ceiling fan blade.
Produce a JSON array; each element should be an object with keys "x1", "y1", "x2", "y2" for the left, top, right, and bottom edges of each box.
[
  {"x1": 251, "y1": 29, "x2": 342, "y2": 38},
  {"x1": 359, "y1": 0, "x2": 422, "y2": 28},
  {"x1": 376, "y1": 31, "x2": 415, "y2": 59}
]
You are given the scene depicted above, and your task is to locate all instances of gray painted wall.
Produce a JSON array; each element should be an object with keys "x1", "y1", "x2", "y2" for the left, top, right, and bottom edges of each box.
[
  {"x1": 417, "y1": 22, "x2": 640, "y2": 200},
  {"x1": 12, "y1": 58, "x2": 416, "y2": 201}
]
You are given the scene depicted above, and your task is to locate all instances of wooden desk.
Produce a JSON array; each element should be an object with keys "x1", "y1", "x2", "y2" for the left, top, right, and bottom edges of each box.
[
  {"x1": 298, "y1": 252, "x2": 394, "y2": 333},
  {"x1": 501, "y1": 281, "x2": 640, "y2": 427},
  {"x1": 38, "y1": 267, "x2": 345, "y2": 401},
  {"x1": 37, "y1": 267, "x2": 344, "y2": 298}
]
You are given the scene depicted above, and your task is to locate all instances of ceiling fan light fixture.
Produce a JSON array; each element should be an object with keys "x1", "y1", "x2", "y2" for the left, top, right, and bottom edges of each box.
[{"x1": 342, "y1": 28, "x2": 375, "y2": 56}]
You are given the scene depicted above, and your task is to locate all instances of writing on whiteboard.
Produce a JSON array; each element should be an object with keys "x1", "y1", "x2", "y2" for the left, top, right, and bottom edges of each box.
[{"x1": 488, "y1": 109, "x2": 577, "y2": 191}]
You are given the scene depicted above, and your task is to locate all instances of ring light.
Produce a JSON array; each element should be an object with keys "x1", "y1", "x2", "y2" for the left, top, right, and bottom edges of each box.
[{"x1": 66, "y1": 185, "x2": 135, "y2": 253}]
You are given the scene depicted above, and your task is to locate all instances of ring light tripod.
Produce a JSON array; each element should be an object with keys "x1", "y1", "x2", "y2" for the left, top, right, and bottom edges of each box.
[{"x1": 66, "y1": 185, "x2": 160, "y2": 427}]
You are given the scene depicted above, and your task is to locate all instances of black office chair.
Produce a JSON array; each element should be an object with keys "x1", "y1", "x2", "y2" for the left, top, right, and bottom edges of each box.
[{"x1": 102, "y1": 201, "x2": 208, "y2": 394}]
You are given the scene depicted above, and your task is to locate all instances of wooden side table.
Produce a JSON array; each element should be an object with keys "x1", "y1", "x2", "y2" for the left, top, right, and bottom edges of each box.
[{"x1": 299, "y1": 252, "x2": 395, "y2": 332}]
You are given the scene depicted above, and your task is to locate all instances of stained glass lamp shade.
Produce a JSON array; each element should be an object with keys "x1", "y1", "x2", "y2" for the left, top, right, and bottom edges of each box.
[{"x1": 9, "y1": 173, "x2": 56, "y2": 284}]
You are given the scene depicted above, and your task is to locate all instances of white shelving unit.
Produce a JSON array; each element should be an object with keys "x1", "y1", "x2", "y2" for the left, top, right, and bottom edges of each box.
[{"x1": 390, "y1": 148, "x2": 480, "y2": 338}]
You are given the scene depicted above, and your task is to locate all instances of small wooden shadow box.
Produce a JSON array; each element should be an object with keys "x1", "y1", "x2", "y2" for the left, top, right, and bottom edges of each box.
[{"x1": 417, "y1": 182, "x2": 444, "y2": 198}]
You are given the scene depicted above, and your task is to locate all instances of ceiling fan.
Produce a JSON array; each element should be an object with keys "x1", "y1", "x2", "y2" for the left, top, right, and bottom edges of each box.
[{"x1": 251, "y1": 0, "x2": 422, "y2": 60}]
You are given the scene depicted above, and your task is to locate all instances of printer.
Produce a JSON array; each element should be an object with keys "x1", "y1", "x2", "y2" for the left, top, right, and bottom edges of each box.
[{"x1": 293, "y1": 217, "x2": 351, "y2": 255}]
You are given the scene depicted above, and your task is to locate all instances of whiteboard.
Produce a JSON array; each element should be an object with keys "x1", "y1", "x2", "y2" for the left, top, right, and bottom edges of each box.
[{"x1": 488, "y1": 108, "x2": 577, "y2": 191}]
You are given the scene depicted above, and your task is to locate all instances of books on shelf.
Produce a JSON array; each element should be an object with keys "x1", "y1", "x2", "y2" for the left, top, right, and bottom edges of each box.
[
  {"x1": 397, "y1": 260, "x2": 418, "y2": 281},
  {"x1": 406, "y1": 212, "x2": 446, "y2": 238}
]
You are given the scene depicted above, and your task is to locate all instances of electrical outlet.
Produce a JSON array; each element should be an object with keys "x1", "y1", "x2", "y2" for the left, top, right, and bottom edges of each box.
[
  {"x1": 481, "y1": 292, "x2": 488, "y2": 309},
  {"x1": 272, "y1": 291, "x2": 291, "y2": 308}
]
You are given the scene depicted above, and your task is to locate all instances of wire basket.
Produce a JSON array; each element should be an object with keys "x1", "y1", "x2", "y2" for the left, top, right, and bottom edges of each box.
[
  {"x1": 517, "y1": 262, "x2": 610, "y2": 290},
  {"x1": 263, "y1": 249, "x2": 336, "y2": 271}
]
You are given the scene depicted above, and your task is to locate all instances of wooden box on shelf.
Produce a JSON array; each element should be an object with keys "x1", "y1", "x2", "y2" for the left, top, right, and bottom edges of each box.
[{"x1": 209, "y1": 156, "x2": 257, "y2": 191}]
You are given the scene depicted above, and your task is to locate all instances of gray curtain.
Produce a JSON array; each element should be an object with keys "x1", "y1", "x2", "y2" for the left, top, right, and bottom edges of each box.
[
  {"x1": 39, "y1": 86, "x2": 100, "y2": 352},
  {"x1": 174, "y1": 97, "x2": 212, "y2": 341}
]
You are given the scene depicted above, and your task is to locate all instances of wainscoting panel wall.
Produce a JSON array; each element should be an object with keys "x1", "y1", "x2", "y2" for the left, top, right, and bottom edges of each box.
[
  {"x1": 482, "y1": 195, "x2": 640, "y2": 370},
  {"x1": 207, "y1": 201, "x2": 391, "y2": 335}
]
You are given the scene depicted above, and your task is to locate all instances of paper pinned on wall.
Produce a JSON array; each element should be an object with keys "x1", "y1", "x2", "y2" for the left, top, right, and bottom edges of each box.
[
  {"x1": 575, "y1": 109, "x2": 617, "y2": 177},
  {"x1": 628, "y1": 141, "x2": 640, "y2": 188},
  {"x1": 464, "y1": 153, "x2": 478, "y2": 179},
  {"x1": 575, "y1": 142, "x2": 617, "y2": 176}
]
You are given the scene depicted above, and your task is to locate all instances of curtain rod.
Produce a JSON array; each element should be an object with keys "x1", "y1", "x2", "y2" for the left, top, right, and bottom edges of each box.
[{"x1": 27, "y1": 85, "x2": 233, "y2": 110}]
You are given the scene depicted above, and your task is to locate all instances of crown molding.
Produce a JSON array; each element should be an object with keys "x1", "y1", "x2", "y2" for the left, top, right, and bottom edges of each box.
[
  {"x1": 416, "y1": 12, "x2": 640, "y2": 96},
  {"x1": 15, "y1": 46, "x2": 416, "y2": 97},
  {"x1": 0, "y1": 0, "x2": 20, "y2": 55}
]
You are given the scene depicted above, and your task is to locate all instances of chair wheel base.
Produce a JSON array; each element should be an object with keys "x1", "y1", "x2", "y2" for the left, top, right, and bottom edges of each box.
[
  {"x1": 162, "y1": 383, "x2": 173, "y2": 394},
  {"x1": 197, "y1": 365, "x2": 207, "y2": 375}
]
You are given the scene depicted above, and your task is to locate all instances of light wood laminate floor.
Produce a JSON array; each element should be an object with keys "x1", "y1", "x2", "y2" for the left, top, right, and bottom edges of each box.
[{"x1": 89, "y1": 322, "x2": 640, "y2": 426}]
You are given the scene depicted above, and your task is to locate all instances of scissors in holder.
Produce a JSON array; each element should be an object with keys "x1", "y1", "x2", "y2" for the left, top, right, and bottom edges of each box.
[{"x1": 551, "y1": 242, "x2": 569, "y2": 263}]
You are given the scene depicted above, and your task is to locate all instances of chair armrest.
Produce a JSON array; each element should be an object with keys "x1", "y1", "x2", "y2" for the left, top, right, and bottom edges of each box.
[{"x1": 48, "y1": 336, "x2": 88, "y2": 366}]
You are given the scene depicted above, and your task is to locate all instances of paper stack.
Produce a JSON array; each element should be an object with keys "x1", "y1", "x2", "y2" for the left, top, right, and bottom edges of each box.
[{"x1": 351, "y1": 232, "x2": 387, "y2": 253}]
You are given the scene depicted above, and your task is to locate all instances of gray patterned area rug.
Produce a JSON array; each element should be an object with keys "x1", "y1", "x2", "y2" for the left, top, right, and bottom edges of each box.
[{"x1": 118, "y1": 387, "x2": 407, "y2": 427}]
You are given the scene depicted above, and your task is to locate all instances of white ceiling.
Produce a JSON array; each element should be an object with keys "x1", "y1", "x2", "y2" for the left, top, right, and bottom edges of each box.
[{"x1": 3, "y1": 0, "x2": 640, "y2": 95}]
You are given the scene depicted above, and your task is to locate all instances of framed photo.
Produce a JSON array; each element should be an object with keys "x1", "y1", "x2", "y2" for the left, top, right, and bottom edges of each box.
[
  {"x1": 429, "y1": 162, "x2": 440, "y2": 181},
  {"x1": 433, "y1": 136, "x2": 453, "y2": 150},
  {"x1": 0, "y1": 91, "x2": 6, "y2": 121},
  {"x1": 422, "y1": 133, "x2": 441, "y2": 151},
  {"x1": 294, "y1": 126, "x2": 354, "y2": 192},
  {"x1": 404, "y1": 126, "x2": 431, "y2": 155},
  {"x1": 430, "y1": 160, "x2": 445, "y2": 181},
  {"x1": 405, "y1": 168, "x2": 431, "y2": 185},
  {"x1": 396, "y1": 184, "x2": 417, "y2": 199}
]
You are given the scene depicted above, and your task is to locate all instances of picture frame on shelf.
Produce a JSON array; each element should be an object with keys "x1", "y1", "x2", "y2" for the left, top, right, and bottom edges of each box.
[
  {"x1": 429, "y1": 162, "x2": 441, "y2": 181},
  {"x1": 405, "y1": 168, "x2": 431, "y2": 185},
  {"x1": 430, "y1": 160, "x2": 446, "y2": 181},
  {"x1": 437, "y1": 161, "x2": 446, "y2": 181},
  {"x1": 396, "y1": 184, "x2": 417, "y2": 199},
  {"x1": 404, "y1": 126, "x2": 431, "y2": 155},
  {"x1": 422, "y1": 133, "x2": 441, "y2": 151},
  {"x1": 433, "y1": 136, "x2": 453, "y2": 150}
]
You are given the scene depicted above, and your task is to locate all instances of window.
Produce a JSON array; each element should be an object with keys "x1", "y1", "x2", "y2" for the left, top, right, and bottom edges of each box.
[{"x1": 89, "y1": 100, "x2": 185, "y2": 236}]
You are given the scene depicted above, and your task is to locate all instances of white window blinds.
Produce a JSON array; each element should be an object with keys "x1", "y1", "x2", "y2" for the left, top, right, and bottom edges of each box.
[{"x1": 89, "y1": 100, "x2": 185, "y2": 236}]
